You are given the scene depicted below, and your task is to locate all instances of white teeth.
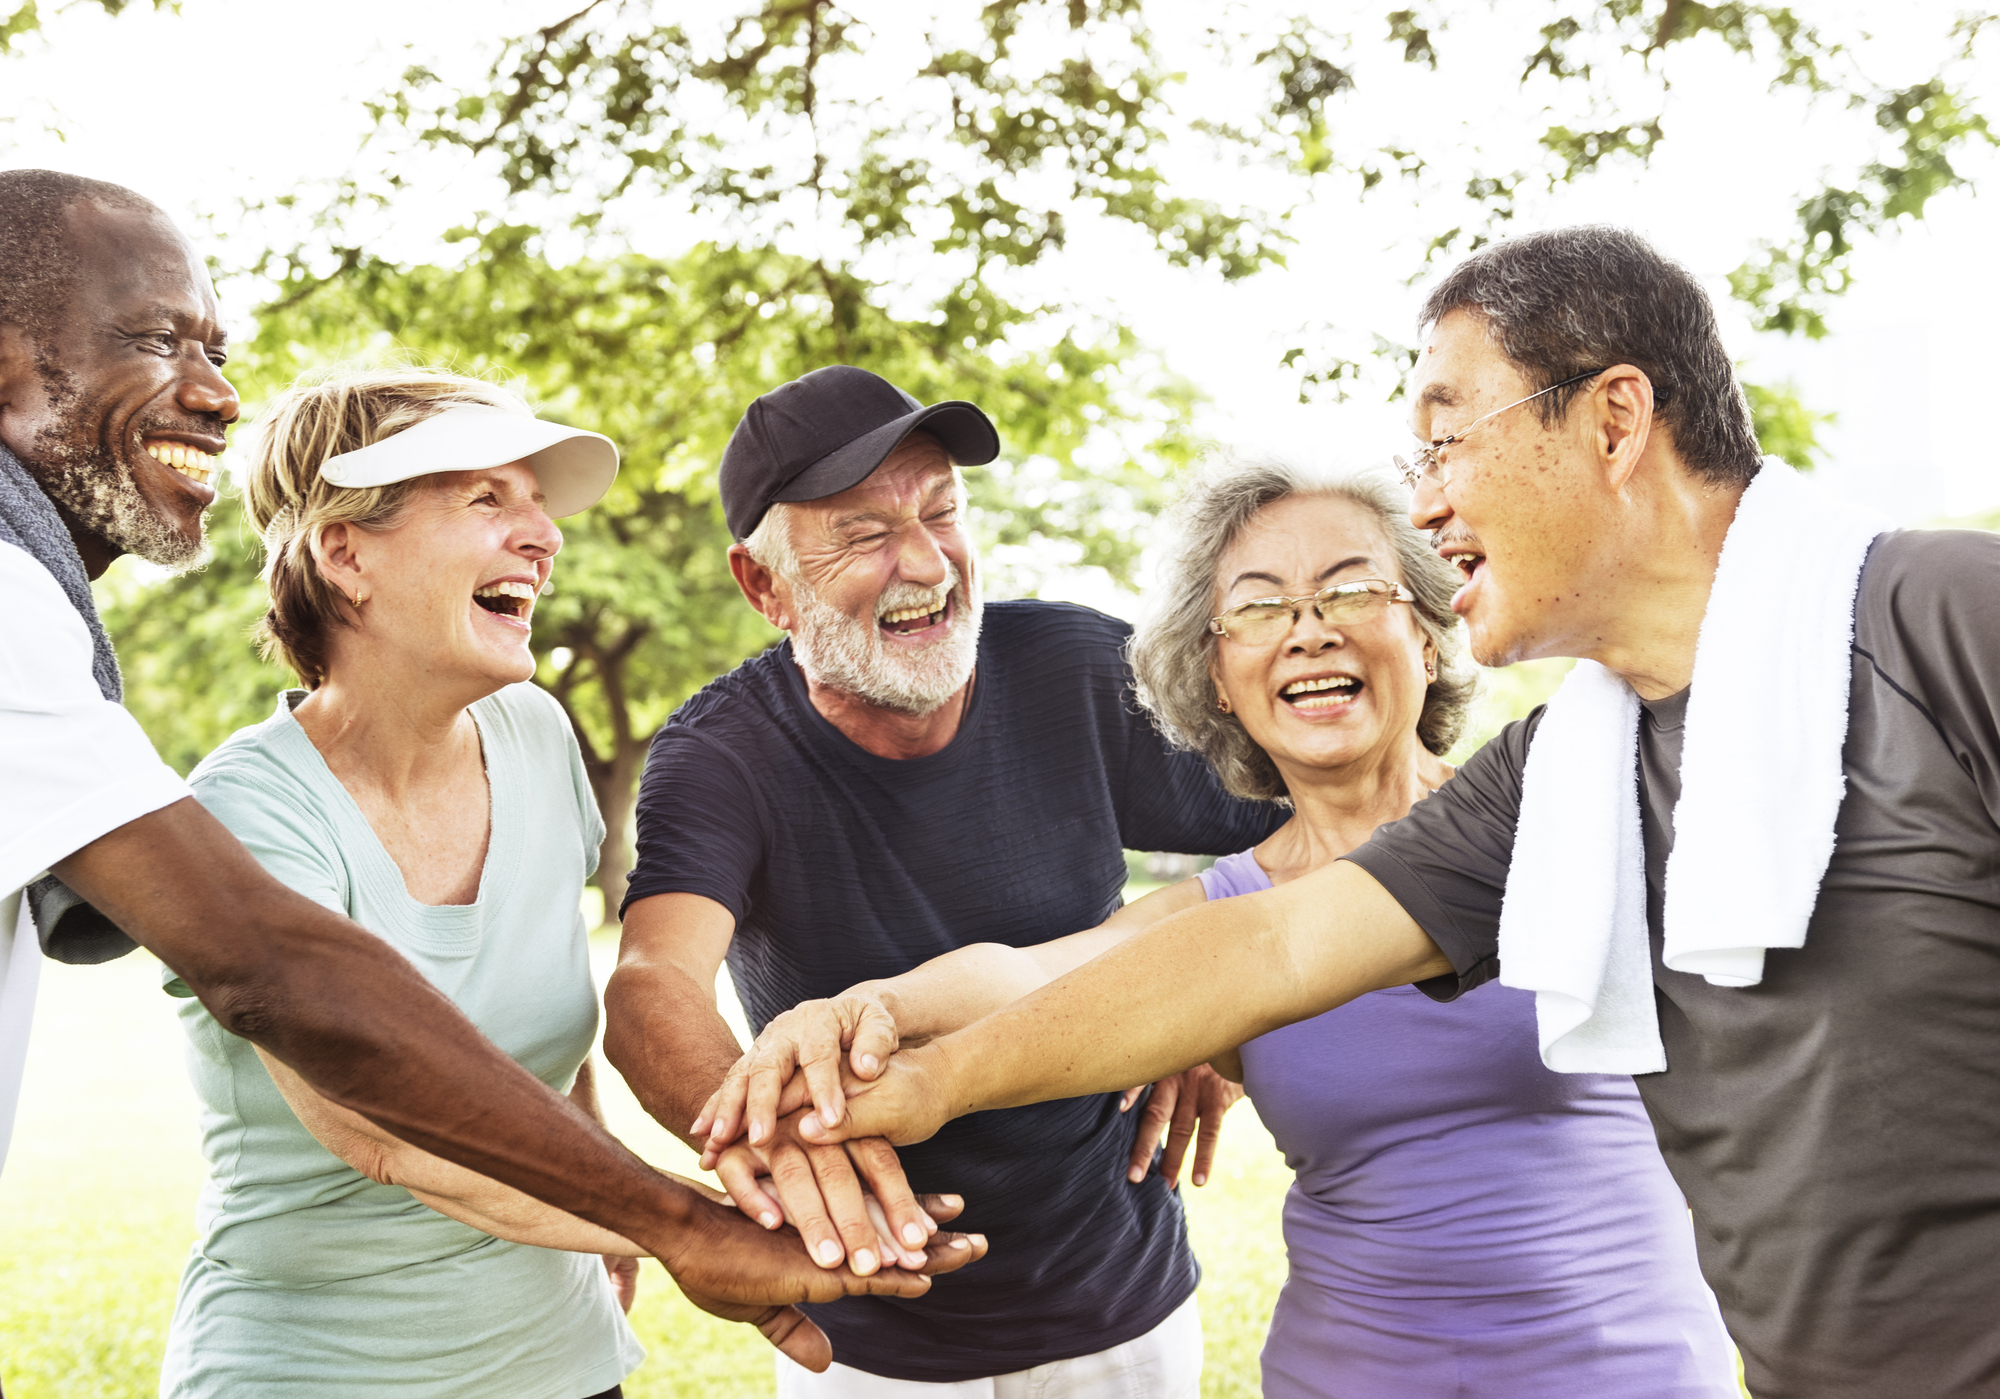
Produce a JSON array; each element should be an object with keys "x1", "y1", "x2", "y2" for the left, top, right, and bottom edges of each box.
[
  {"x1": 144, "y1": 441, "x2": 216, "y2": 487},
  {"x1": 880, "y1": 592, "x2": 949, "y2": 626},
  {"x1": 1282, "y1": 676, "x2": 1358, "y2": 697},
  {"x1": 474, "y1": 581, "x2": 538, "y2": 601}
]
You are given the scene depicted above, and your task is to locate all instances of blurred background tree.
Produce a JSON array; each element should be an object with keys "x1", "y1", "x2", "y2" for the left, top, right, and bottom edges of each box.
[{"x1": 91, "y1": 0, "x2": 1996, "y2": 918}]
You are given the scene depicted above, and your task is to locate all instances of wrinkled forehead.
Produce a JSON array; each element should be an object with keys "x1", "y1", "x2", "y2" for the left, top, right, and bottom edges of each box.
[
  {"x1": 1215, "y1": 492, "x2": 1398, "y2": 597},
  {"x1": 61, "y1": 200, "x2": 219, "y2": 323}
]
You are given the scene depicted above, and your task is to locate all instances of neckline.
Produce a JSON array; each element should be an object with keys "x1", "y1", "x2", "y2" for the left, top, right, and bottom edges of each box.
[
  {"x1": 1641, "y1": 684, "x2": 1692, "y2": 731},
  {"x1": 774, "y1": 637, "x2": 986, "y2": 770},
  {"x1": 275, "y1": 689, "x2": 519, "y2": 928}
]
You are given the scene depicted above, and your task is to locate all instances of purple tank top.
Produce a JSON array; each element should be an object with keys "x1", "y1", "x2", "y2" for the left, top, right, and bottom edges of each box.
[{"x1": 1201, "y1": 849, "x2": 1735, "y2": 1398}]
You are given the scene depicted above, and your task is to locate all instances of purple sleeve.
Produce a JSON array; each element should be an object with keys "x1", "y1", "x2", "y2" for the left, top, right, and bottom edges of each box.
[{"x1": 1197, "y1": 848, "x2": 1275, "y2": 901}]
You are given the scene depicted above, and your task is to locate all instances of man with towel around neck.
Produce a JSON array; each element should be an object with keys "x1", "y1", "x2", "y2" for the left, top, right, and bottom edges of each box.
[
  {"x1": 0, "y1": 170, "x2": 977, "y2": 1371},
  {"x1": 786, "y1": 227, "x2": 2000, "y2": 1399}
]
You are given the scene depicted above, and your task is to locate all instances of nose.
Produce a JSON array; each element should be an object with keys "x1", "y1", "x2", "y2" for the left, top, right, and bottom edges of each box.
[
  {"x1": 178, "y1": 358, "x2": 241, "y2": 426},
  {"x1": 892, "y1": 521, "x2": 950, "y2": 587},
  {"x1": 1408, "y1": 474, "x2": 1453, "y2": 534},
  {"x1": 1285, "y1": 607, "x2": 1344, "y2": 654},
  {"x1": 515, "y1": 507, "x2": 563, "y2": 561}
]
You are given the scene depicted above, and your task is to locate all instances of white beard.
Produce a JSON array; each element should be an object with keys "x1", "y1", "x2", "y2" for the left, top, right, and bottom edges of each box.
[{"x1": 788, "y1": 560, "x2": 982, "y2": 716}]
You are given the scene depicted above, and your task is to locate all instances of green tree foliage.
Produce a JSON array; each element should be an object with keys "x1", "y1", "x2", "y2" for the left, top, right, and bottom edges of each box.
[
  {"x1": 99, "y1": 0, "x2": 1990, "y2": 913},
  {"x1": 0, "y1": 0, "x2": 169, "y2": 57}
]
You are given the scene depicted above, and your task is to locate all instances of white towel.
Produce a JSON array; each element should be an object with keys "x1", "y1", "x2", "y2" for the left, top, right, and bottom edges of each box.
[{"x1": 1497, "y1": 459, "x2": 1889, "y2": 1074}]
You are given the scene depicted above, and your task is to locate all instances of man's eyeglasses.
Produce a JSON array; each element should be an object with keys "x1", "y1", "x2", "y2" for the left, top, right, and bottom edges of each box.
[
  {"x1": 1209, "y1": 578, "x2": 1415, "y2": 644},
  {"x1": 1393, "y1": 367, "x2": 1607, "y2": 491}
]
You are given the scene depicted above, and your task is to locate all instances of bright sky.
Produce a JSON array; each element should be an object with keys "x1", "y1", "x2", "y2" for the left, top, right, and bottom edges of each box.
[{"x1": 5, "y1": 0, "x2": 1996, "y2": 567}]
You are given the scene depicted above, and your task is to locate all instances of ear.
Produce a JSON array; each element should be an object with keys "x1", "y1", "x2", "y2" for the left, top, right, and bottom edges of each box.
[
  {"x1": 0, "y1": 323, "x2": 42, "y2": 442},
  {"x1": 309, "y1": 521, "x2": 368, "y2": 611},
  {"x1": 1206, "y1": 650, "x2": 1234, "y2": 714},
  {"x1": 1592, "y1": 363, "x2": 1660, "y2": 493},
  {"x1": 728, "y1": 543, "x2": 793, "y2": 631}
]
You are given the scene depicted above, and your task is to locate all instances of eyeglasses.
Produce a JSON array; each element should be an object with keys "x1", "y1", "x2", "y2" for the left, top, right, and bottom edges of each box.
[
  {"x1": 1393, "y1": 367, "x2": 1607, "y2": 491},
  {"x1": 1209, "y1": 578, "x2": 1415, "y2": 644}
]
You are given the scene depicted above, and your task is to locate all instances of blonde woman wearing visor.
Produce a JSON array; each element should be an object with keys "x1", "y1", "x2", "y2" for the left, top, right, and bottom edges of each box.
[
  {"x1": 698, "y1": 460, "x2": 1735, "y2": 1398},
  {"x1": 157, "y1": 370, "x2": 978, "y2": 1398}
]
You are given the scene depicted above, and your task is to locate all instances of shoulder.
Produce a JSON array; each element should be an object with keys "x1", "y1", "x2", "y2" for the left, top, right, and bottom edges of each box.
[
  {"x1": 664, "y1": 642, "x2": 793, "y2": 737},
  {"x1": 1858, "y1": 528, "x2": 2000, "y2": 638},
  {"x1": 983, "y1": 598, "x2": 1132, "y2": 651},
  {"x1": 188, "y1": 699, "x2": 335, "y2": 836},
  {"x1": 980, "y1": 601, "x2": 1134, "y2": 692},
  {"x1": 0, "y1": 540, "x2": 93, "y2": 665},
  {"x1": 477, "y1": 680, "x2": 575, "y2": 746}
]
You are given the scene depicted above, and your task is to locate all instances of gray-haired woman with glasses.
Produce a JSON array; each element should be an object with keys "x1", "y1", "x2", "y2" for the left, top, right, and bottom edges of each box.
[{"x1": 696, "y1": 458, "x2": 1734, "y2": 1398}]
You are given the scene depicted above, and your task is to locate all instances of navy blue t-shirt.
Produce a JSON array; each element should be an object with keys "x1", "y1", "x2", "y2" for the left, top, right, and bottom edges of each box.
[{"x1": 624, "y1": 599, "x2": 1279, "y2": 1381}]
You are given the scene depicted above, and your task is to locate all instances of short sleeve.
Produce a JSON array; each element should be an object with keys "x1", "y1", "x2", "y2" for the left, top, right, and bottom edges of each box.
[
  {"x1": 1856, "y1": 530, "x2": 2000, "y2": 826},
  {"x1": 167, "y1": 758, "x2": 350, "y2": 998},
  {"x1": 0, "y1": 543, "x2": 187, "y2": 893},
  {"x1": 622, "y1": 727, "x2": 768, "y2": 922},
  {"x1": 1344, "y1": 711, "x2": 1541, "y2": 1000}
]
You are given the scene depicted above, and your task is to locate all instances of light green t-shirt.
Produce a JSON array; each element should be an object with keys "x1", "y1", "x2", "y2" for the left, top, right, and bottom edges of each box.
[{"x1": 159, "y1": 683, "x2": 642, "y2": 1399}]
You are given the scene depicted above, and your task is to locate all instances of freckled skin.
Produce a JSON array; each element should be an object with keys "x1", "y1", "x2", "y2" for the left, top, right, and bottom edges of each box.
[
  {"x1": 0, "y1": 200, "x2": 239, "y2": 577},
  {"x1": 1404, "y1": 308, "x2": 1744, "y2": 700}
]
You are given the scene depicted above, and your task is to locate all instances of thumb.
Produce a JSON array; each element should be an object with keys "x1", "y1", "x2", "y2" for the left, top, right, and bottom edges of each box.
[{"x1": 761, "y1": 1305, "x2": 833, "y2": 1372}]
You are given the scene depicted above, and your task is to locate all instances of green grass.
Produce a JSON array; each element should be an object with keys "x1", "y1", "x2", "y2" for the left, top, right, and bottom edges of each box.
[{"x1": 0, "y1": 933, "x2": 1288, "y2": 1397}]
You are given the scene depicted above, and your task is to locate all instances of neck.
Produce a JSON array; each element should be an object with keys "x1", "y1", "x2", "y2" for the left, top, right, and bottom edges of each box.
[
  {"x1": 1544, "y1": 463, "x2": 1752, "y2": 699},
  {"x1": 802, "y1": 667, "x2": 973, "y2": 760},
  {"x1": 292, "y1": 650, "x2": 490, "y2": 796},
  {"x1": 54, "y1": 498, "x2": 121, "y2": 580},
  {"x1": 1263, "y1": 732, "x2": 1453, "y2": 876}
]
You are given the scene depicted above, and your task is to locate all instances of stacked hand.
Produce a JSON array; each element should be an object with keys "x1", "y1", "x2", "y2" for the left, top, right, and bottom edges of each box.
[{"x1": 692, "y1": 990, "x2": 1243, "y2": 1266}]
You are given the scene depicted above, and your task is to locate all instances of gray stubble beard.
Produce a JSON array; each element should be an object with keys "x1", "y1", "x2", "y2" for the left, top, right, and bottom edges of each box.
[{"x1": 787, "y1": 559, "x2": 983, "y2": 717}]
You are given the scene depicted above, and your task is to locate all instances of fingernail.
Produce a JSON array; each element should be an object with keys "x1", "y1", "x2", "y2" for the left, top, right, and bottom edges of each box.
[
  {"x1": 1194, "y1": 1173, "x2": 1207, "y2": 1186},
  {"x1": 859, "y1": 1054, "x2": 880, "y2": 1074},
  {"x1": 816, "y1": 1240, "x2": 842, "y2": 1265},
  {"x1": 748, "y1": 1122, "x2": 765, "y2": 1144},
  {"x1": 800, "y1": 1114, "x2": 822, "y2": 1137},
  {"x1": 950, "y1": 1238, "x2": 969, "y2": 1249},
  {"x1": 941, "y1": 1195, "x2": 962, "y2": 1209},
  {"x1": 759, "y1": 1212, "x2": 779, "y2": 1229},
  {"x1": 902, "y1": 1222, "x2": 926, "y2": 1247},
  {"x1": 1128, "y1": 1167, "x2": 1145, "y2": 1183},
  {"x1": 854, "y1": 1249, "x2": 877, "y2": 1274}
]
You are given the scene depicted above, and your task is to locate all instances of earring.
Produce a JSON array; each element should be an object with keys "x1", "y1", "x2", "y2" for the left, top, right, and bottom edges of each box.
[
  {"x1": 352, "y1": 589, "x2": 366, "y2": 608},
  {"x1": 1216, "y1": 695, "x2": 1232, "y2": 714},
  {"x1": 1424, "y1": 660, "x2": 1436, "y2": 681}
]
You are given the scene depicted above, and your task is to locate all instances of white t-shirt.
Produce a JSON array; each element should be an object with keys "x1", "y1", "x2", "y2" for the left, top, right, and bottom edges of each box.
[{"x1": 0, "y1": 540, "x2": 187, "y2": 1170}]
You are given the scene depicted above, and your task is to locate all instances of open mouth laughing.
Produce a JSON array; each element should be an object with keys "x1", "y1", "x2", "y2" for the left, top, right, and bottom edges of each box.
[
  {"x1": 878, "y1": 583, "x2": 953, "y2": 638},
  {"x1": 1436, "y1": 533, "x2": 1487, "y2": 612},
  {"x1": 1280, "y1": 673, "x2": 1362, "y2": 712},
  {"x1": 472, "y1": 578, "x2": 538, "y2": 630}
]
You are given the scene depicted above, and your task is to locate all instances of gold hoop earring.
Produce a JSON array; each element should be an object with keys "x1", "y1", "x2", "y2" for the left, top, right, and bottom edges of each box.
[{"x1": 353, "y1": 589, "x2": 366, "y2": 608}]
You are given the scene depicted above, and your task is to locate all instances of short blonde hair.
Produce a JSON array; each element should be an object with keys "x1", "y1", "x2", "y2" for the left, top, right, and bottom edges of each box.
[{"x1": 241, "y1": 367, "x2": 533, "y2": 688}]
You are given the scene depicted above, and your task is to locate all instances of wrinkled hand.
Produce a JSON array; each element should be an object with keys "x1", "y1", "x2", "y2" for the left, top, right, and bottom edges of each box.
[
  {"x1": 693, "y1": 990, "x2": 899, "y2": 1159},
  {"x1": 603, "y1": 1254, "x2": 640, "y2": 1313},
  {"x1": 710, "y1": 1104, "x2": 939, "y2": 1274},
  {"x1": 657, "y1": 1171, "x2": 985, "y2": 1373},
  {"x1": 797, "y1": 1042, "x2": 957, "y2": 1151},
  {"x1": 1119, "y1": 1064, "x2": 1243, "y2": 1189}
]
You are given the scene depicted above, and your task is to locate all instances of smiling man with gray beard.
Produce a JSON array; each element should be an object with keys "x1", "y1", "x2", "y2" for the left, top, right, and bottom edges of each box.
[{"x1": 606, "y1": 365, "x2": 1281, "y2": 1396}]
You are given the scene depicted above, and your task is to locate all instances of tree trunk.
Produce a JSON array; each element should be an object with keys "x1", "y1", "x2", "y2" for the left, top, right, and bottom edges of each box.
[{"x1": 587, "y1": 738, "x2": 647, "y2": 928}]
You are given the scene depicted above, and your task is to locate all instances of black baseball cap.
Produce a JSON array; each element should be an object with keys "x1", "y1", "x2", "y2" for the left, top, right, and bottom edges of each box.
[{"x1": 720, "y1": 365, "x2": 1001, "y2": 539}]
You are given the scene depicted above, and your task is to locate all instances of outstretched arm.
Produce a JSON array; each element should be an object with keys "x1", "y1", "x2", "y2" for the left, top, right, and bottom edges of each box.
[
  {"x1": 255, "y1": 1045, "x2": 645, "y2": 1255},
  {"x1": 805, "y1": 860, "x2": 1447, "y2": 1147},
  {"x1": 55, "y1": 800, "x2": 985, "y2": 1373},
  {"x1": 695, "y1": 878, "x2": 1211, "y2": 1152}
]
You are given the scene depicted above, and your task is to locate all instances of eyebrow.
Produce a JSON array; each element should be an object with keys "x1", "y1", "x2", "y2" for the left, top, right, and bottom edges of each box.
[
  {"x1": 1417, "y1": 381, "x2": 1462, "y2": 411},
  {"x1": 1227, "y1": 555, "x2": 1377, "y2": 591},
  {"x1": 140, "y1": 304, "x2": 229, "y2": 346},
  {"x1": 828, "y1": 476, "x2": 958, "y2": 532}
]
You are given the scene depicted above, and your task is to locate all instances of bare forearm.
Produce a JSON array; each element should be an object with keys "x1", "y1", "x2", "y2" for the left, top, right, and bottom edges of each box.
[
  {"x1": 870, "y1": 943, "x2": 1059, "y2": 1042},
  {"x1": 935, "y1": 861, "x2": 1445, "y2": 1116},
  {"x1": 56, "y1": 801, "x2": 696, "y2": 1255},
  {"x1": 604, "y1": 957, "x2": 745, "y2": 1147}
]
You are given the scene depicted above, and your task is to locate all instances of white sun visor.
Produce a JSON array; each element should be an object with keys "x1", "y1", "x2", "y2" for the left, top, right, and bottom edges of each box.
[{"x1": 317, "y1": 405, "x2": 620, "y2": 518}]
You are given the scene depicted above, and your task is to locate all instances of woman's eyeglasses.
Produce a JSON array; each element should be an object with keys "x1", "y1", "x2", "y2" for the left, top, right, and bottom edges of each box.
[
  {"x1": 1209, "y1": 578, "x2": 1415, "y2": 644},
  {"x1": 1393, "y1": 367, "x2": 1608, "y2": 490}
]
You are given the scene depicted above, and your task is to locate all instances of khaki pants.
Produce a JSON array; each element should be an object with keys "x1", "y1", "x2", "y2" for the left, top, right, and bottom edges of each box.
[{"x1": 774, "y1": 1293, "x2": 1202, "y2": 1399}]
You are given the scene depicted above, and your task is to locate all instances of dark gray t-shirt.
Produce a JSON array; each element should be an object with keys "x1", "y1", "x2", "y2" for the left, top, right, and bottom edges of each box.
[{"x1": 1347, "y1": 529, "x2": 2000, "y2": 1399}]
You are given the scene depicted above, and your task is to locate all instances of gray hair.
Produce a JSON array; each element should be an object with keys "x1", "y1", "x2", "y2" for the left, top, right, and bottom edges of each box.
[
  {"x1": 1129, "y1": 457, "x2": 1477, "y2": 803},
  {"x1": 1420, "y1": 225, "x2": 1761, "y2": 488}
]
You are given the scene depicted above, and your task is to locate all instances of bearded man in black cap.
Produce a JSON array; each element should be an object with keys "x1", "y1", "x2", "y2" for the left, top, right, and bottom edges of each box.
[
  {"x1": 0, "y1": 174, "x2": 981, "y2": 1374},
  {"x1": 607, "y1": 365, "x2": 1281, "y2": 1395}
]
